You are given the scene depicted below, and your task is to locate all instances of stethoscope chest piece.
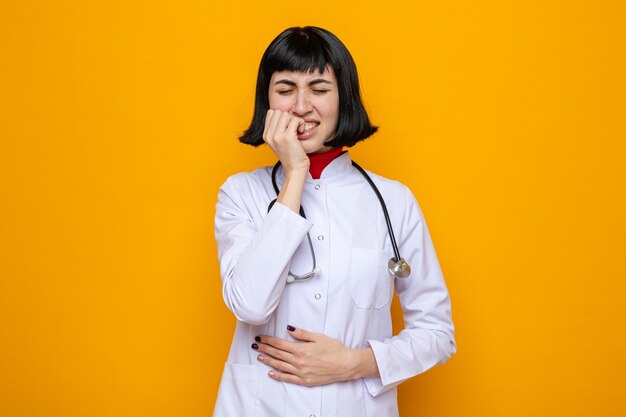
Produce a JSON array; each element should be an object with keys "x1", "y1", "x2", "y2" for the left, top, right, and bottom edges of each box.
[{"x1": 388, "y1": 257, "x2": 411, "y2": 279}]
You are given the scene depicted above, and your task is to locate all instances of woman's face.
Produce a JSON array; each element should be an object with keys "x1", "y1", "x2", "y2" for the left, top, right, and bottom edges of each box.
[{"x1": 268, "y1": 66, "x2": 340, "y2": 154}]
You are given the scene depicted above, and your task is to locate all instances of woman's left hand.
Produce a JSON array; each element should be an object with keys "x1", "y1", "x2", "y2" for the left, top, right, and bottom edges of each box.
[{"x1": 253, "y1": 326, "x2": 378, "y2": 386}]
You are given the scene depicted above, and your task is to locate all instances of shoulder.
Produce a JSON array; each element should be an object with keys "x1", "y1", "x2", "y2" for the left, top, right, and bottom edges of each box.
[
  {"x1": 215, "y1": 166, "x2": 277, "y2": 215},
  {"x1": 357, "y1": 167, "x2": 424, "y2": 223},
  {"x1": 359, "y1": 168, "x2": 415, "y2": 203},
  {"x1": 219, "y1": 166, "x2": 273, "y2": 195}
]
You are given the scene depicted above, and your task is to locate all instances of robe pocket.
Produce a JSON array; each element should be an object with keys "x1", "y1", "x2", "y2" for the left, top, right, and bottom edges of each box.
[
  {"x1": 214, "y1": 362, "x2": 259, "y2": 417},
  {"x1": 349, "y1": 247, "x2": 394, "y2": 309}
]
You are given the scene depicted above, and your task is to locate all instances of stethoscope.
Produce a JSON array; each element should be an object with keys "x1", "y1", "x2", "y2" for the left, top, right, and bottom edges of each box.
[{"x1": 267, "y1": 159, "x2": 411, "y2": 283}]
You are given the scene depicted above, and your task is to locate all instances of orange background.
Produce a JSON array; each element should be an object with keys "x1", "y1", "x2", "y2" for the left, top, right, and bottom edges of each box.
[{"x1": 1, "y1": 1, "x2": 625, "y2": 416}]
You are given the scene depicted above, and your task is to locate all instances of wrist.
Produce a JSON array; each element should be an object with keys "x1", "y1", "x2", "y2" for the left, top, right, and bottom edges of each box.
[
  {"x1": 283, "y1": 166, "x2": 309, "y2": 179},
  {"x1": 276, "y1": 169, "x2": 307, "y2": 214},
  {"x1": 346, "y1": 348, "x2": 378, "y2": 380}
]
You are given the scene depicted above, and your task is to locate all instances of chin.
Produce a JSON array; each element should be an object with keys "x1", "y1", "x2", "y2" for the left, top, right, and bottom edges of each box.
[
  {"x1": 304, "y1": 140, "x2": 333, "y2": 155},
  {"x1": 302, "y1": 143, "x2": 325, "y2": 155}
]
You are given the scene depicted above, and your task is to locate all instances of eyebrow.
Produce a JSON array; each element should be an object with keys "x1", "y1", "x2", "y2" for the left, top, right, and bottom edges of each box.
[{"x1": 273, "y1": 78, "x2": 334, "y2": 87}]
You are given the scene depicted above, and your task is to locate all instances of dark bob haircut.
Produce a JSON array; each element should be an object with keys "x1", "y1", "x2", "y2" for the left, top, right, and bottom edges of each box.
[{"x1": 239, "y1": 26, "x2": 378, "y2": 148}]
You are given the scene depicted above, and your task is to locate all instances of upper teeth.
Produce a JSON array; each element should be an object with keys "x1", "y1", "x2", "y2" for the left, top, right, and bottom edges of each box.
[{"x1": 303, "y1": 123, "x2": 316, "y2": 132}]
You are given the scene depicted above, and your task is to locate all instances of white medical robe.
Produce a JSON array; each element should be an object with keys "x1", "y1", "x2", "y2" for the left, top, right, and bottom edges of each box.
[{"x1": 212, "y1": 152, "x2": 455, "y2": 417}]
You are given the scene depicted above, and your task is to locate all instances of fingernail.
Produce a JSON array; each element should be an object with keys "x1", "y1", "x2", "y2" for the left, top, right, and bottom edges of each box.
[
  {"x1": 268, "y1": 371, "x2": 275, "y2": 377},
  {"x1": 255, "y1": 336, "x2": 261, "y2": 342},
  {"x1": 251, "y1": 343, "x2": 258, "y2": 350},
  {"x1": 257, "y1": 355, "x2": 264, "y2": 361},
  {"x1": 287, "y1": 325, "x2": 296, "y2": 332}
]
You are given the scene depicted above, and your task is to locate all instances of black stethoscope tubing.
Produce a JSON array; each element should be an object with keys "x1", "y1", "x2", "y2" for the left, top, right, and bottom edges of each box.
[
  {"x1": 350, "y1": 160, "x2": 402, "y2": 263},
  {"x1": 268, "y1": 159, "x2": 403, "y2": 265}
]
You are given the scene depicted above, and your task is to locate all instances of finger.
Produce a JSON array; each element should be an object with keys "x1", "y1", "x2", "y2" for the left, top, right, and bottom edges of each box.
[
  {"x1": 267, "y1": 369, "x2": 307, "y2": 386},
  {"x1": 263, "y1": 109, "x2": 274, "y2": 139},
  {"x1": 264, "y1": 110, "x2": 283, "y2": 144},
  {"x1": 287, "y1": 116, "x2": 305, "y2": 135},
  {"x1": 287, "y1": 325, "x2": 319, "y2": 342},
  {"x1": 256, "y1": 353, "x2": 297, "y2": 374},
  {"x1": 274, "y1": 111, "x2": 292, "y2": 140},
  {"x1": 257, "y1": 335, "x2": 299, "y2": 353},
  {"x1": 256, "y1": 341, "x2": 294, "y2": 362}
]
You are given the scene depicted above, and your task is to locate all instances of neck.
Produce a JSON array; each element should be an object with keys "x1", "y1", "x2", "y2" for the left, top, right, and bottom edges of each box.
[{"x1": 308, "y1": 147, "x2": 344, "y2": 179}]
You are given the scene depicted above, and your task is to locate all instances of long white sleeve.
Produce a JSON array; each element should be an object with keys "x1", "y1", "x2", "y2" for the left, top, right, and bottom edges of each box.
[
  {"x1": 364, "y1": 186, "x2": 456, "y2": 396},
  {"x1": 214, "y1": 175, "x2": 312, "y2": 325}
]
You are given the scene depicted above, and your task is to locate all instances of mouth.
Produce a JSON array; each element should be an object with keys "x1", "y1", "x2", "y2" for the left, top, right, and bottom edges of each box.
[
  {"x1": 298, "y1": 122, "x2": 320, "y2": 139},
  {"x1": 302, "y1": 122, "x2": 319, "y2": 132}
]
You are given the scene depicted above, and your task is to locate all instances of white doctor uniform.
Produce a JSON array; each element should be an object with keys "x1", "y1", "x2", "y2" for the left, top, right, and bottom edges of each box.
[{"x1": 213, "y1": 151, "x2": 455, "y2": 417}]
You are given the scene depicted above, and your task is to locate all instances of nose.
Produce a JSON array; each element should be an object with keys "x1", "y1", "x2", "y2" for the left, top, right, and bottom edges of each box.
[{"x1": 290, "y1": 91, "x2": 313, "y2": 116}]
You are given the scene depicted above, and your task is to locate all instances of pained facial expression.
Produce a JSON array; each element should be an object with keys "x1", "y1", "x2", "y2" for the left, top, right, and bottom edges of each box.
[{"x1": 268, "y1": 67, "x2": 340, "y2": 154}]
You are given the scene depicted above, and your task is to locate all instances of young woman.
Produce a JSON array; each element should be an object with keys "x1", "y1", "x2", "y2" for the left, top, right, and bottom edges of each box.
[{"x1": 213, "y1": 26, "x2": 455, "y2": 417}]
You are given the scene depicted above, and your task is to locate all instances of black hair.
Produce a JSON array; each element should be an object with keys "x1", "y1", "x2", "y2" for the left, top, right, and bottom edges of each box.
[{"x1": 239, "y1": 26, "x2": 377, "y2": 148}]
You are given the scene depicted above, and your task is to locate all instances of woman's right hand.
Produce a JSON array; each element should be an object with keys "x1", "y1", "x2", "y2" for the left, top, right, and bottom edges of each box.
[
  {"x1": 263, "y1": 109, "x2": 309, "y2": 214},
  {"x1": 263, "y1": 110, "x2": 310, "y2": 176}
]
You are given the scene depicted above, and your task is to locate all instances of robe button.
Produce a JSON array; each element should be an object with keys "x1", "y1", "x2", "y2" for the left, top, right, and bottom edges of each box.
[
  {"x1": 314, "y1": 293, "x2": 321, "y2": 300},
  {"x1": 314, "y1": 184, "x2": 320, "y2": 190},
  {"x1": 318, "y1": 235, "x2": 324, "y2": 241}
]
